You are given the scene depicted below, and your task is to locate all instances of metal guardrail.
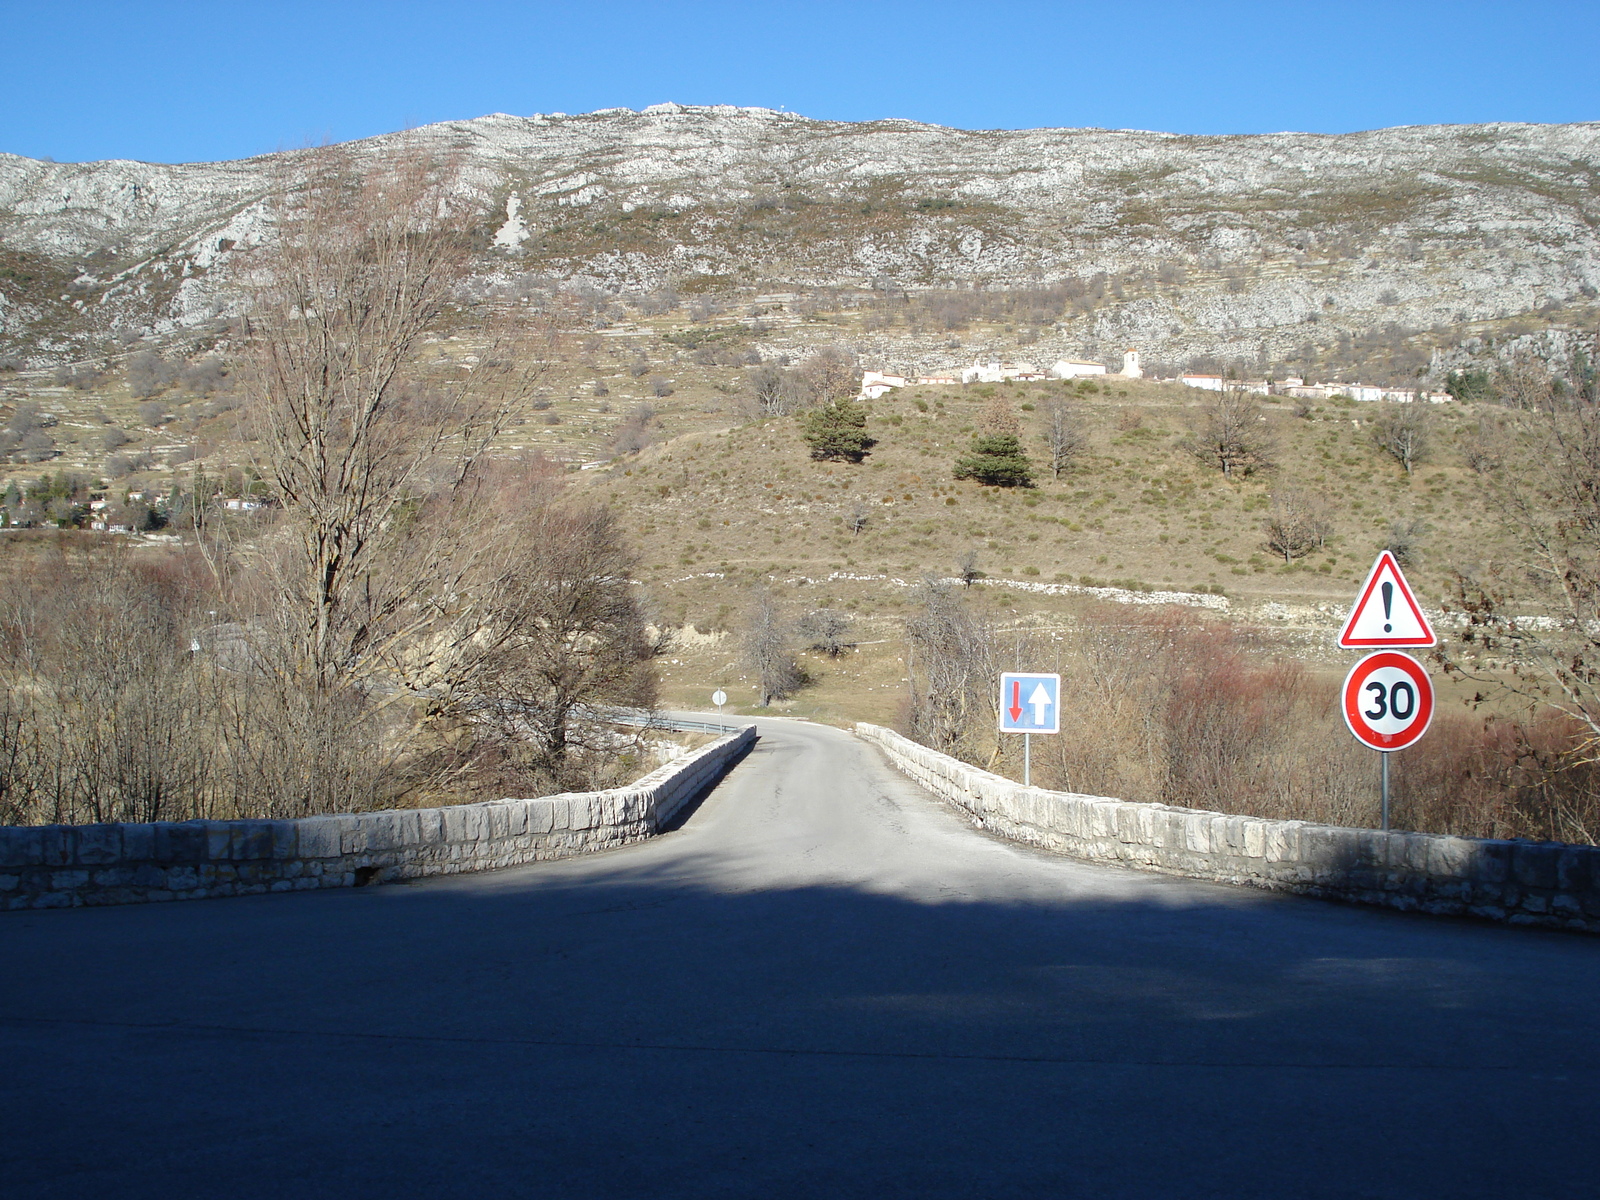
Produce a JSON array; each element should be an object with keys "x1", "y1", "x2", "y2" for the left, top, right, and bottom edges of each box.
[{"x1": 593, "y1": 708, "x2": 748, "y2": 736}]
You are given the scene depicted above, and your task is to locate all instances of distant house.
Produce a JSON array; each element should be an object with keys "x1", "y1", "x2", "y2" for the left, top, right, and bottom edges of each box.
[
  {"x1": 914, "y1": 374, "x2": 959, "y2": 386},
  {"x1": 1051, "y1": 359, "x2": 1107, "y2": 380},
  {"x1": 1180, "y1": 373, "x2": 1225, "y2": 392},
  {"x1": 962, "y1": 359, "x2": 1043, "y2": 384},
  {"x1": 859, "y1": 371, "x2": 908, "y2": 400}
]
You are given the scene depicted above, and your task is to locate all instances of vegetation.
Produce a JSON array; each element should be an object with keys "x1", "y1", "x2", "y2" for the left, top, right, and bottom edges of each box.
[{"x1": 801, "y1": 396, "x2": 874, "y2": 462}]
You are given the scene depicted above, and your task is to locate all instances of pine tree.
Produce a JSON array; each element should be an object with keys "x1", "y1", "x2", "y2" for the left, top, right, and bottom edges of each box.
[
  {"x1": 953, "y1": 433, "x2": 1034, "y2": 487},
  {"x1": 801, "y1": 397, "x2": 875, "y2": 463}
]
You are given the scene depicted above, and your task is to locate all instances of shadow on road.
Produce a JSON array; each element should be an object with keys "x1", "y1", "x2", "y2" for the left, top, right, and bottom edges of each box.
[{"x1": 3, "y1": 854, "x2": 1597, "y2": 1200}]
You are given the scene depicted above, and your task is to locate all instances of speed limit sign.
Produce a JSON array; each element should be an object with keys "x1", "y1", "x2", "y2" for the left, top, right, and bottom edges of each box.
[{"x1": 1342, "y1": 651, "x2": 1434, "y2": 751}]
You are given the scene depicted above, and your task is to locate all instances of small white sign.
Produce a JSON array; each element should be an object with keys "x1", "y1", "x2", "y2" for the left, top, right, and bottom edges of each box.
[{"x1": 711, "y1": 689, "x2": 728, "y2": 709}]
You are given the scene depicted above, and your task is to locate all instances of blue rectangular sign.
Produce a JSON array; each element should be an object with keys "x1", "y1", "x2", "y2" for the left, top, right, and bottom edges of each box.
[{"x1": 999, "y1": 672, "x2": 1060, "y2": 734}]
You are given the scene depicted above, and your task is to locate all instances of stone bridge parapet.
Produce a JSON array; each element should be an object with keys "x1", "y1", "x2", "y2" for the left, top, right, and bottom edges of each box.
[
  {"x1": 0, "y1": 725, "x2": 755, "y2": 911},
  {"x1": 857, "y1": 722, "x2": 1600, "y2": 933}
]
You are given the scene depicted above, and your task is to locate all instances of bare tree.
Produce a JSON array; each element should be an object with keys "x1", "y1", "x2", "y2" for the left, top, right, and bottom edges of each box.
[
  {"x1": 240, "y1": 145, "x2": 528, "y2": 692},
  {"x1": 846, "y1": 500, "x2": 871, "y2": 536},
  {"x1": 1263, "y1": 489, "x2": 1331, "y2": 564},
  {"x1": 743, "y1": 588, "x2": 804, "y2": 707},
  {"x1": 611, "y1": 403, "x2": 657, "y2": 456},
  {"x1": 1446, "y1": 388, "x2": 1600, "y2": 796},
  {"x1": 1385, "y1": 518, "x2": 1428, "y2": 567},
  {"x1": 1186, "y1": 390, "x2": 1275, "y2": 478},
  {"x1": 1039, "y1": 396, "x2": 1085, "y2": 479},
  {"x1": 1371, "y1": 398, "x2": 1432, "y2": 474},
  {"x1": 748, "y1": 364, "x2": 807, "y2": 418},
  {"x1": 798, "y1": 608, "x2": 853, "y2": 657},
  {"x1": 904, "y1": 580, "x2": 998, "y2": 759},
  {"x1": 957, "y1": 548, "x2": 982, "y2": 587},
  {"x1": 126, "y1": 351, "x2": 180, "y2": 398},
  {"x1": 796, "y1": 344, "x2": 859, "y2": 407}
]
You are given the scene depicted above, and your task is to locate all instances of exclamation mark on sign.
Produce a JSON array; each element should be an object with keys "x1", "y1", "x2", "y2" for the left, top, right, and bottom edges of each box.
[{"x1": 1381, "y1": 581, "x2": 1393, "y2": 633}]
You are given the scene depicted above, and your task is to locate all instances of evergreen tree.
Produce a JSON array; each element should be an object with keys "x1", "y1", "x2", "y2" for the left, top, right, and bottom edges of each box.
[
  {"x1": 801, "y1": 397, "x2": 875, "y2": 463},
  {"x1": 954, "y1": 433, "x2": 1034, "y2": 487}
]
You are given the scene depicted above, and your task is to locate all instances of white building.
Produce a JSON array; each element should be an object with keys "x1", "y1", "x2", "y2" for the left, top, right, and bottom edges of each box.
[
  {"x1": 1120, "y1": 349, "x2": 1143, "y2": 379},
  {"x1": 1180, "y1": 373, "x2": 1225, "y2": 392},
  {"x1": 1051, "y1": 359, "x2": 1107, "y2": 380},
  {"x1": 962, "y1": 359, "x2": 1041, "y2": 384},
  {"x1": 859, "y1": 371, "x2": 908, "y2": 400}
]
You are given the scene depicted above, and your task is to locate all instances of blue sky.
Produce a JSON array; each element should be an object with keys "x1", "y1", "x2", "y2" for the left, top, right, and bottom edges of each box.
[{"x1": 3, "y1": 0, "x2": 1597, "y2": 163}]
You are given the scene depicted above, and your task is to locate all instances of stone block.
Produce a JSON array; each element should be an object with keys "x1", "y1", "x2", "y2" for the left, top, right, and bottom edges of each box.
[
  {"x1": 268, "y1": 822, "x2": 297, "y2": 859},
  {"x1": 0, "y1": 825, "x2": 44, "y2": 867},
  {"x1": 39, "y1": 825, "x2": 74, "y2": 867},
  {"x1": 155, "y1": 822, "x2": 206, "y2": 864},
  {"x1": 528, "y1": 801, "x2": 555, "y2": 835},
  {"x1": 201, "y1": 821, "x2": 234, "y2": 860},
  {"x1": 1556, "y1": 846, "x2": 1593, "y2": 893},
  {"x1": 74, "y1": 824, "x2": 122, "y2": 865},
  {"x1": 339, "y1": 816, "x2": 368, "y2": 855},
  {"x1": 50, "y1": 869, "x2": 90, "y2": 890},
  {"x1": 361, "y1": 812, "x2": 400, "y2": 852},
  {"x1": 295, "y1": 816, "x2": 343, "y2": 859},
  {"x1": 1474, "y1": 841, "x2": 1513, "y2": 884},
  {"x1": 1422, "y1": 835, "x2": 1473, "y2": 880},
  {"x1": 1184, "y1": 813, "x2": 1211, "y2": 855},
  {"x1": 0, "y1": 873, "x2": 20, "y2": 892},
  {"x1": 122, "y1": 823, "x2": 155, "y2": 862},
  {"x1": 234, "y1": 821, "x2": 274, "y2": 861},
  {"x1": 1512, "y1": 842, "x2": 1560, "y2": 890},
  {"x1": 1353, "y1": 830, "x2": 1385, "y2": 868},
  {"x1": 1243, "y1": 820, "x2": 1266, "y2": 859}
]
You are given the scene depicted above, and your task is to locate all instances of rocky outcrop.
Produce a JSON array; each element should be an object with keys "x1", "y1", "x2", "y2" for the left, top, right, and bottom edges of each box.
[{"x1": 2, "y1": 105, "x2": 1597, "y2": 367}]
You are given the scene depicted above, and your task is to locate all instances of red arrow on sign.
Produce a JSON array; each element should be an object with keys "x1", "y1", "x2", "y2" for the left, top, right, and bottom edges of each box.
[{"x1": 1008, "y1": 679, "x2": 1024, "y2": 723}]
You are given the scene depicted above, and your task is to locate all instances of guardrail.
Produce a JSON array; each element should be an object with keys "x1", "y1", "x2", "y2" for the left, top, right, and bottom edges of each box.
[{"x1": 594, "y1": 708, "x2": 746, "y2": 736}]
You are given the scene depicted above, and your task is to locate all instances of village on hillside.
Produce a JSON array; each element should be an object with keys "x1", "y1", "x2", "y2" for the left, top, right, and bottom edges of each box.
[{"x1": 858, "y1": 349, "x2": 1452, "y2": 404}]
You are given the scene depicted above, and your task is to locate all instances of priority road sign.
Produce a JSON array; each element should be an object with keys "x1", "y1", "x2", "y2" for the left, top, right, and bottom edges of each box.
[
  {"x1": 999, "y1": 672, "x2": 1060, "y2": 734},
  {"x1": 1338, "y1": 551, "x2": 1436, "y2": 648},
  {"x1": 1342, "y1": 650, "x2": 1434, "y2": 752}
]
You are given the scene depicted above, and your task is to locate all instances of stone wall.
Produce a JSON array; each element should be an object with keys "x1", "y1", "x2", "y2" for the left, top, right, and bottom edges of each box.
[
  {"x1": 857, "y1": 723, "x2": 1600, "y2": 933},
  {"x1": 0, "y1": 725, "x2": 755, "y2": 911}
]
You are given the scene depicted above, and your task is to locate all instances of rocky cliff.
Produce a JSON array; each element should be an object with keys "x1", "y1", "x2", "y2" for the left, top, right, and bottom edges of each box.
[{"x1": 2, "y1": 103, "x2": 1597, "y2": 374}]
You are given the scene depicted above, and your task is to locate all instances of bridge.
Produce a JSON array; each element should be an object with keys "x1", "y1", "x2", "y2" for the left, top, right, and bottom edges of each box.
[{"x1": 4, "y1": 717, "x2": 1596, "y2": 1197}]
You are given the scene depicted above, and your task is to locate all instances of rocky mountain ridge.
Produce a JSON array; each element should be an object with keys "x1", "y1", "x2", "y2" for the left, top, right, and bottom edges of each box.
[{"x1": 2, "y1": 104, "x2": 1597, "y2": 375}]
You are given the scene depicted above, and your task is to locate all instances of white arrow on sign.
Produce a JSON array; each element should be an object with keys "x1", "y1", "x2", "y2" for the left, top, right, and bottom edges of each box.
[{"x1": 1028, "y1": 683, "x2": 1051, "y2": 726}]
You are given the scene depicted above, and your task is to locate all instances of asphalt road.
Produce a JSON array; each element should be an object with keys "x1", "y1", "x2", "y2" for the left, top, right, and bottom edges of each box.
[{"x1": 3, "y1": 717, "x2": 1597, "y2": 1199}]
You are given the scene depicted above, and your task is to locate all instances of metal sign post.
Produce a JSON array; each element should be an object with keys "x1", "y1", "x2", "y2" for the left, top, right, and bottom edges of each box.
[
  {"x1": 1339, "y1": 553, "x2": 1438, "y2": 830},
  {"x1": 1381, "y1": 751, "x2": 1391, "y2": 832}
]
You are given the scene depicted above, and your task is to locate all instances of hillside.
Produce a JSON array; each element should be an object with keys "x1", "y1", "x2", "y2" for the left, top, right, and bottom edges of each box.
[{"x1": 2, "y1": 105, "x2": 1598, "y2": 382}]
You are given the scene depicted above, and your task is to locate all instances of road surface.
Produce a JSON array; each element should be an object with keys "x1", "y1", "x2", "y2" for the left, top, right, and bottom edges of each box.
[{"x1": 3, "y1": 717, "x2": 1596, "y2": 1198}]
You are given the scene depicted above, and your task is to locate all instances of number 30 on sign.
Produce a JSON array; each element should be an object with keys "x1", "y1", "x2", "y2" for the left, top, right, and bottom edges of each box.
[{"x1": 1342, "y1": 650, "x2": 1434, "y2": 752}]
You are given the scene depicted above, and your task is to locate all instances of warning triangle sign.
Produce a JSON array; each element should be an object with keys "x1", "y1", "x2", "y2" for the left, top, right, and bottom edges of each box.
[{"x1": 1339, "y1": 551, "x2": 1435, "y2": 648}]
